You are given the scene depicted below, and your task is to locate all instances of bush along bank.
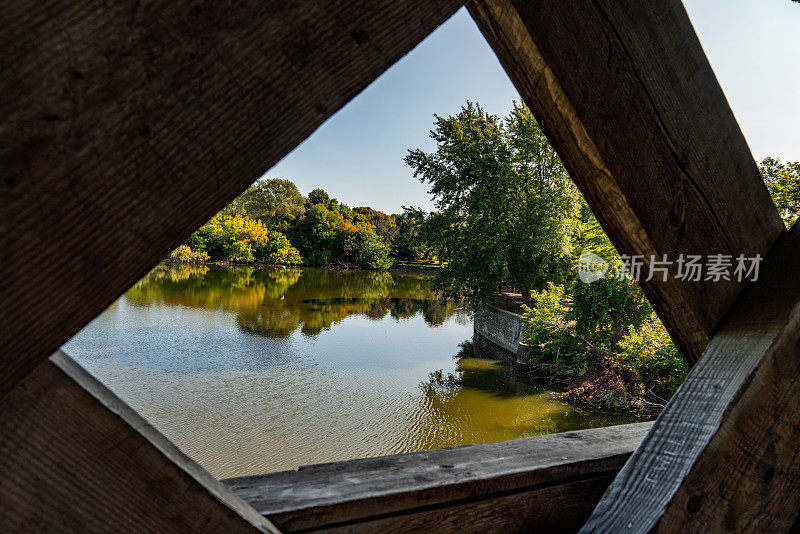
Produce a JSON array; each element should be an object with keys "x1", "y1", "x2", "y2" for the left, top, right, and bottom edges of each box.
[
  {"x1": 170, "y1": 214, "x2": 303, "y2": 266},
  {"x1": 522, "y1": 273, "x2": 687, "y2": 413}
]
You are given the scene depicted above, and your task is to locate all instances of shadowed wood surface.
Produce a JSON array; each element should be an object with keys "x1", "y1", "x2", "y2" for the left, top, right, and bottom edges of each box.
[
  {"x1": 0, "y1": 0, "x2": 463, "y2": 399},
  {"x1": 226, "y1": 422, "x2": 652, "y2": 533},
  {"x1": 0, "y1": 351, "x2": 278, "y2": 533},
  {"x1": 468, "y1": 0, "x2": 784, "y2": 365},
  {"x1": 582, "y1": 221, "x2": 800, "y2": 532}
]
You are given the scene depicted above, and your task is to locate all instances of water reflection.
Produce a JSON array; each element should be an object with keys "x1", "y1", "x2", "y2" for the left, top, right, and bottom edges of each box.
[
  {"x1": 126, "y1": 264, "x2": 464, "y2": 339},
  {"x1": 412, "y1": 342, "x2": 636, "y2": 450},
  {"x1": 66, "y1": 263, "x2": 641, "y2": 479}
]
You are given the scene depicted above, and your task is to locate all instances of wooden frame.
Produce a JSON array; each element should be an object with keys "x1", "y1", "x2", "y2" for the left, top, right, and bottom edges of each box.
[
  {"x1": 582, "y1": 221, "x2": 800, "y2": 532},
  {"x1": 0, "y1": 0, "x2": 463, "y2": 399},
  {"x1": 226, "y1": 423, "x2": 652, "y2": 533},
  {"x1": 468, "y1": 0, "x2": 784, "y2": 365},
  {"x1": 1, "y1": 1, "x2": 462, "y2": 530},
  {"x1": 0, "y1": 352, "x2": 278, "y2": 532},
  {"x1": 3, "y1": 0, "x2": 799, "y2": 531}
]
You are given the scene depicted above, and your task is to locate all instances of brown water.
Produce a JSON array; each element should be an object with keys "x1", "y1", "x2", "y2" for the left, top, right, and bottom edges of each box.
[{"x1": 66, "y1": 264, "x2": 639, "y2": 479}]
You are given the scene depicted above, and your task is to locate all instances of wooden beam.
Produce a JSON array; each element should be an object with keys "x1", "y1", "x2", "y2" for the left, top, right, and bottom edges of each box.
[
  {"x1": 468, "y1": 0, "x2": 785, "y2": 364},
  {"x1": 581, "y1": 220, "x2": 800, "y2": 532},
  {"x1": 0, "y1": 0, "x2": 463, "y2": 399},
  {"x1": 226, "y1": 422, "x2": 652, "y2": 533},
  {"x1": 0, "y1": 351, "x2": 279, "y2": 532}
]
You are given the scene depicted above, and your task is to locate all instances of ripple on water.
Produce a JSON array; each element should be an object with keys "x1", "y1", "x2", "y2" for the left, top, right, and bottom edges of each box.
[{"x1": 66, "y1": 265, "x2": 643, "y2": 478}]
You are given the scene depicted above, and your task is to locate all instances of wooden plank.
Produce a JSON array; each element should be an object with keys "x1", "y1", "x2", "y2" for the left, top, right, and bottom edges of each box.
[
  {"x1": 468, "y1": 0, "x2": 785, "y2": 365},
  {"x1": 0, "y1": 0, "x2": 463, "y2": 399},
  {"x1": 0, "y1": 351, "x2": 279, "y2": 533},
  {"x1": 306, "y1": 477, "x2": 623, "y2": 534},
  {"x1": 581, "y1": 220, "x2": 800, "y2": 532},
  {"x1": 225, "y1": 422, "x2": 652, "y2": 532}
]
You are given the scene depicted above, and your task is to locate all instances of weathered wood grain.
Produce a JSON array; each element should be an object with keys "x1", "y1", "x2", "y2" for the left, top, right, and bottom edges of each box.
[
  {"x1": 313, "y1": 476, "x2": 621, "y2": 534},
  {"x1": 467, "y1": 0, "x2": 784, "y2": 365},
  {"x1": 581, "y1": 220, "x2": 800, "y2": 532},
  {"x1": 226, "y1": 422, "x2": 652, "y2": 533},
  {"x1": 0, "y1": 351, "x2": 279, "y2": 532},
  {"x1": 0, "y1": 0, "x2": 463, "y2": 399}
]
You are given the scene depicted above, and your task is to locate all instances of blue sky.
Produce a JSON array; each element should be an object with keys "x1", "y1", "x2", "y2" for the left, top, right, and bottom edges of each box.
[{"x1": 265, "y1": 2, "x2": 800, "y2": 214}]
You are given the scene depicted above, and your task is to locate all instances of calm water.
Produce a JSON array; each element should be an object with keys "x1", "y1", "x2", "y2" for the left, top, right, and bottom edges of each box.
[{"x1": 66, "y1": 264, "x2": 637, "y2": 479}]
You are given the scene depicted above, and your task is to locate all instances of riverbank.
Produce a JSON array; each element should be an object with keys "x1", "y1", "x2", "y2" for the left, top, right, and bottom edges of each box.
[
  {"x1": 165, "y1": 258, "x2": 442, "y2": 275},
  {"x1": 389, "y1": 264, "x2": 442, "y2": 274},
  {"x1": 474, "y1": 302, "x2": 669, "y2": 415}
]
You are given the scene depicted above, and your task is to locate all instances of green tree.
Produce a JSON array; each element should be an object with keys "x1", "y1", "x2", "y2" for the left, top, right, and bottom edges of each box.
[
  {"x1": 307, "y1": 188, "x2": 333, "y2": 208},
  {"x1": 405, "y1": 102, "x2": 581, "y2": 307},
  {"x1": 392, "y1": 207, "x2": 430, "y2": 262},
  {"x1": 760, "y1": 157, "x2": 800, "y2": 227},
  {"x1": 341, "y1": 226, "x2": 393, "y2": 269},
  {"x1": 190, "y1": 214, "x2": 301, "y2": 264},
  {"x1": 240, "y1": 179, "x2": 306, "y2": 229},
  {"x1": 576, "y1": 204, "x2": 618, "y2": 263},
  {"x1": 289, "y1": 203, "x2": 342, "y2": 266},
  {"x1": 263, "y1": 231, "x2": 303, "y2": 264},
  {"x1": 352, "y1": 206, "x2": 397, "y2": 245}
]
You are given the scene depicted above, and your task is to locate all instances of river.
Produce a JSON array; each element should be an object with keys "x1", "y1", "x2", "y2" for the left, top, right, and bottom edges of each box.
[{"x1": 65, "y1": 263, "x2": 639, "y2": 479}]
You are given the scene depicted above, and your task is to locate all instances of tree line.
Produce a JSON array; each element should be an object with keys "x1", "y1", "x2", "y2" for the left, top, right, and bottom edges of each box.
[{"x1": 171, "y1": 178, "x2": 435, "y2": 270}]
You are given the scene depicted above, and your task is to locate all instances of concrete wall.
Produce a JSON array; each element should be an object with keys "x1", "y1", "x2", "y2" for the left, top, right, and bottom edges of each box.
[{"x1": 473, "y1": 305, "x2": 529, "y2": 365}]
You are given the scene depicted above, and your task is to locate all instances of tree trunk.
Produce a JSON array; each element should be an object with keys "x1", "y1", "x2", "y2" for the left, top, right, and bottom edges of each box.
[{"x1": 522, "y1": 289, "x2": 532, "y2": 305}]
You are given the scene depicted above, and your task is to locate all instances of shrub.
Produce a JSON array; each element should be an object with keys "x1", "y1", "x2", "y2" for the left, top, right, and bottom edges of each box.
[
  {"x1": 264, "y1": 231, "x2": 302, "y2": 264},
  {"x1": 522, "y1": 283, "x2": 582, "y2": 367},
  {"x1": 341, "y1": 227, "x2": 393, "y2": 269},
  {"x1": 570, "y1": 274, "x2": 652, "y2": 349},
  {"x1": 521, "y1": 274, "x2": 686, "y2": 410},
  {"x1": 168, "y1": 244, "x2": 210, "y2": 263},
  {"x1": 190, "y1": 214, "x2": 301, "y2": 264},
  {"x1": 224, "y1": 238, "x2": 255, "y2": 263},
  {"x1": 617, "y1": 318, "x2": 686, "y2": 399}
]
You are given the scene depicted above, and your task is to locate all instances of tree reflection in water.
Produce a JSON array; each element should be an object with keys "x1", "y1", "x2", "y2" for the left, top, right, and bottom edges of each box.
[
  {"x1": 126, "y1": 264, "x2": 466, "y2": 339},
  {"x1": 414, "y1": 341, "x2": 639, "y2": 448}
]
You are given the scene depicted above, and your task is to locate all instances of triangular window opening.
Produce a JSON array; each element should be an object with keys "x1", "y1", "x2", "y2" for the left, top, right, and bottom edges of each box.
[{"x1": 63, "y1": 3, "x2": 798, "y2": 483}]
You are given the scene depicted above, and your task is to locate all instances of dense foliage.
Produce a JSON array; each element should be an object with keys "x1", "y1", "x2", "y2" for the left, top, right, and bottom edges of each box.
[
  {"x1": 522, "y1": 273, "x2": 686, "y2": 410},
  {"x1": 185, "y1": 214, "x2": 302, "y2": 265},
  {"x1": 759, "y1": 157, "x2": 800, "y2": 227},
  {"x1": 161, "y1": 96, "x2": 800, "y2": 416},
  {"x1": 171, "y1": 180, "x2": 403, "y2": 269},
  {"x1": 286, "y1": 194, "x2": 394, "y2": 269},
  {"x1": 405, "y1": 102, "x2": 582, "y2": 308}
]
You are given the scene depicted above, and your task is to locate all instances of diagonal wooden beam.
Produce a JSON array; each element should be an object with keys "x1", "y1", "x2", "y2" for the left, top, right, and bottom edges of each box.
[
  {"x1": 581, "y1": 220, "x2": 800, "y2": 532},
  {"x1": 0, "y1": 0, "x2": 463, "y2": 399},
  {"x1": 468, "y1": 0, "x2": 785, "y2": 365},
  {"x1": 0, "y1": 351, "x2": 279, "y2": 532}
]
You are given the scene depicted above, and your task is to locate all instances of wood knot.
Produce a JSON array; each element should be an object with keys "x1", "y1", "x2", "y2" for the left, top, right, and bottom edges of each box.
[
  {"x1": 668, "y1": 188, "x2": 686, "y2": 229},
  {"x1": 686, "y1": 494, "x2": 704, "y2": 515},
  {"x1": 350, "y1": 29, "x2": 369, "y2": 44}
]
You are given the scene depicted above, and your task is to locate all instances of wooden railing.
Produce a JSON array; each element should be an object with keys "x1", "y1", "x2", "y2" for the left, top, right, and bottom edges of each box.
[{"x1": 225, "y1": 422, "x2": 651, "y2": 533}]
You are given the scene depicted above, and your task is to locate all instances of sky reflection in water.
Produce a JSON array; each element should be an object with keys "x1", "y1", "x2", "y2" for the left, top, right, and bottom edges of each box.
[{"x1": 67, "y1": 264, "x2": 638, "y2": 478}]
